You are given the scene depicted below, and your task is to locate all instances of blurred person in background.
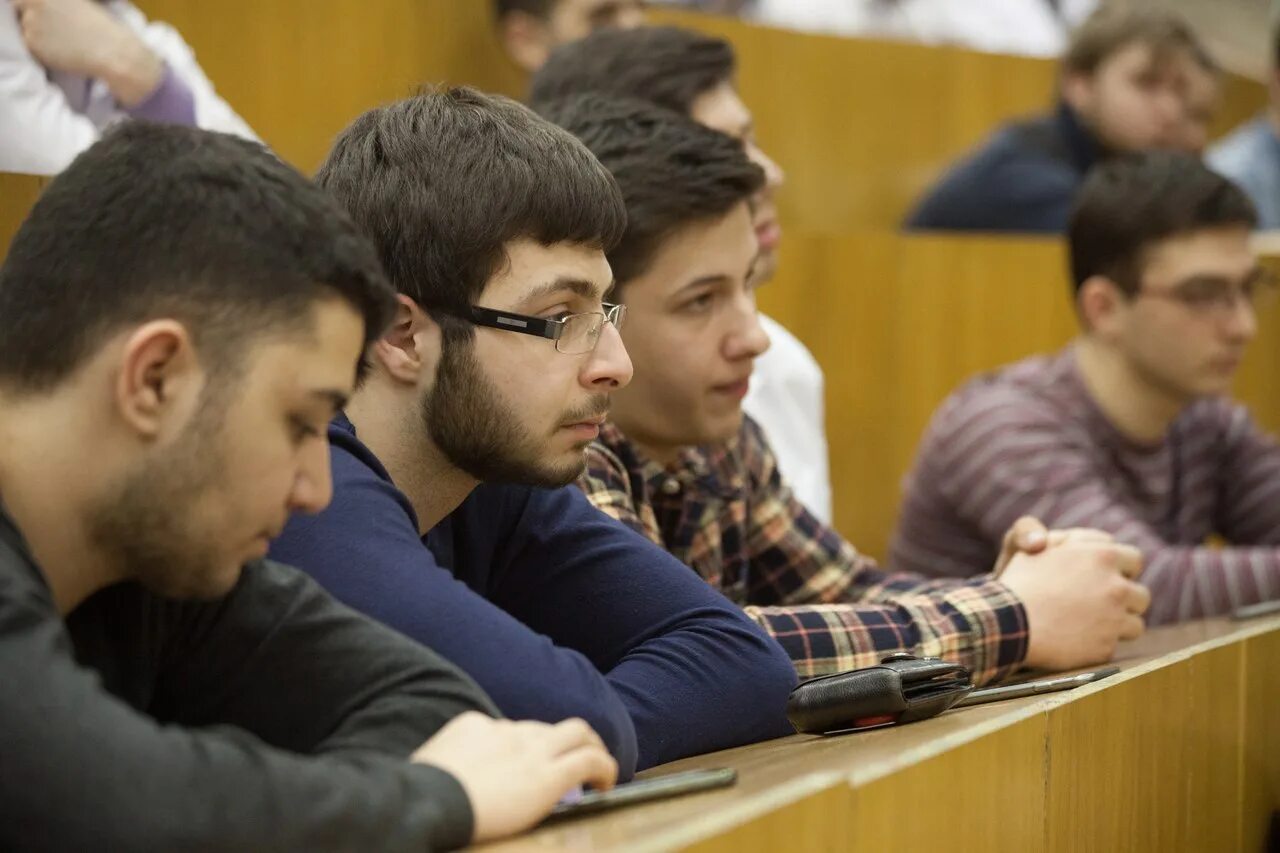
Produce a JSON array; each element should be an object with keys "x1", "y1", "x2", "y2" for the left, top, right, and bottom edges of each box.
[
  {"x1": 1, "y1": 0, "x2": 257, "y2": 175},
  {"x1": 1209, "y1": 22, "x2": 1280, "y2": 228},
  {"x1": 493, "y1": 0, "x2": 647, "y2": 72},
  {"x1": 893, "y1": 152, "x2": 1280, "y2": 626},
  {"x1": 1177, "y1": 44, "x2": 1223, "y2": 155},
  {"x1": 906, "y1": 6, "x2": 1205, "y2": 233}
]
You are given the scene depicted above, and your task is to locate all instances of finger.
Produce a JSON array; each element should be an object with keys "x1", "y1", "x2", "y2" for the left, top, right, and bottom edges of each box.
[
  {"x1": 1125, "y1": 582, "x2": 1152, "y2": 616},
  {"x1": 1046, "y1": 528, "x2": 1114, "y2": 547},
  {"x1": 554, "y1": 746, "x2": 619, "y2": 793},
  {"x1": 1008, "y1": 516, "x2": 1049, "y2": 553},
  {"x1": 1109, "y1": 544, "x2": 1143, "y2": 580},
  {"x1": 546, "y1": 718, "x2": 607, "y2": 755},
  {"x1": 1119, "y1": 613, "x2": 1145, "y2": 641}
]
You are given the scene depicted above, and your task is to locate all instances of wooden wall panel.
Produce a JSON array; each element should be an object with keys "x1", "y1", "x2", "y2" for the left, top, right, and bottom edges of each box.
[
  {"x1": 0, "y1": 174, "x2": 45, "y2": 261},
  {"x1": 1242, "y1": 629, "x2": 1280, "y2": 852},
  {"x1": 850, "y1": 716, "x2": 1048, "y2": 852},
  {"x1": 133, "y1": 0, "x2": 525, "y2": 175},
  {"x1": 761, "y1": 230, "x2": 1280, "y2": 560}
]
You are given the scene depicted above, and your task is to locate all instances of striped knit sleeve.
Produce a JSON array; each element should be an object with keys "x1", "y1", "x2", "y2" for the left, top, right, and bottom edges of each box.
[{"x1": 931, "y1": 394, "x2": 1280, "y2": 624}]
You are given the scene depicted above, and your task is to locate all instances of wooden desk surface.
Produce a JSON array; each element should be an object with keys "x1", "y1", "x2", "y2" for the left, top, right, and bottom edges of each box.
[{"x1": 487, "y1": 615, "x2": 1280, "y2": 851}]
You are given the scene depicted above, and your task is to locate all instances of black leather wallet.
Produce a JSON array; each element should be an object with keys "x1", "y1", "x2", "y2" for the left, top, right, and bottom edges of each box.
[{"x1": 786, "y1": 654, "x2": 975, "y2": 734}]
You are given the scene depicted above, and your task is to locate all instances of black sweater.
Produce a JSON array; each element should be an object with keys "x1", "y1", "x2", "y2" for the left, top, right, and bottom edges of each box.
[{"x1": 0, "y1": 507, "x2": 496, "y2": 851}]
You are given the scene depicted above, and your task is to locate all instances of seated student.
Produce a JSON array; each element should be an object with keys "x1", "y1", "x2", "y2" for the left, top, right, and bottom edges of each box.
[
  {"x1": 1177, "y1": 43, "x2": 1222, "y2": 155},
  {"x1": 1, "y1": 0, "x2": 257, "y2": 175},
  {"x1": 530, "y1": 25, "x2": 833, "y2": 522},
  {"x1": 904, "y1": 6, "x2": 1201, "y2": 233},
  {"x1": 0, "y1": 123, "x2": 617, "y2": 850},
  {"x1": 1208, "y1": 25, "x2": 1280, "y2": 229},
  {"x1": 268, "y1": 87, "x2": 798, "y2": 779},
  {"x1": 892, "y1": 151, "x2": 1280, "y2": 625},
  {"x1": 493, "y1": 0, "x2": 646, "y2": 73},
  {"x1": 541, "y1": 92, "x2": 1150, "y2": 683}
]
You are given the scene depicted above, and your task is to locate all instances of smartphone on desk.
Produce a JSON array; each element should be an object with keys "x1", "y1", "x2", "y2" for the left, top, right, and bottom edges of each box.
[
  {"x1": 546, "y1": 768, "x2": 738, "y2": 822},
  {"x1": 954, "y1": 666, "x2": 1120, "y2": 708}
]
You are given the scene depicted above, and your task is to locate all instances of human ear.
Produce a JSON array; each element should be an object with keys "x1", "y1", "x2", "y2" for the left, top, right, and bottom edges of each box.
[
  {"x1": 371, "y1": 295, "x2": 440, "y2": 385},
  {"x1": 114, "y1": 320, "x2": 203, "y2": 440},
  {"x1": 1079, "y1": 275, "x2": 1126, "y2": 339}
]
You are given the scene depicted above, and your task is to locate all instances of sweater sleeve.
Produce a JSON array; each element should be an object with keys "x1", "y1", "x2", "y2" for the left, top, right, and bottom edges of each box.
[
  {"x1": 490, "y1": 486, "x2": 798, "y2": 769},
  {"x1": 268, "y1": 443, "x2": 642, "y2": 780},
  {"x1": 0, "y1": 0, "x2": 100, "y2": 174},
  {"x1": 151, "y1": 560, "x2": 498, "y2": 760},
  {"x1": 0, "y1": 567, "x2": 477, "y2": 852},
  {"x1": 932, "y1": 395, "x2": 1280, "y2": 624}
]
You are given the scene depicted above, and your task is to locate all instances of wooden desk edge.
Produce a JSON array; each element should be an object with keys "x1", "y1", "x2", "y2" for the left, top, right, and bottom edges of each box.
[{"x1": 845, "y1": 614, "x2": 1280, "y2": 789}]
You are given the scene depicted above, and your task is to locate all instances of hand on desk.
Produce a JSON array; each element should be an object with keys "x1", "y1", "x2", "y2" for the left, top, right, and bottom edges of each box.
[
  {"x1": 412, "y1": 712, "x2": 618, "y2": 844},
  {"x1": 994, "y1": 516, "x2": 1151, "y2": 672}
]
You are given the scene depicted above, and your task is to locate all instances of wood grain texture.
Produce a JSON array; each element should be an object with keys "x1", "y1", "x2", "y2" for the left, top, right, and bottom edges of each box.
[
  {"x1": 488, "y1": 617, "x2": 1280, "y2": 852},
  {"x1": 1242, "y1": 629, "x2": 1280, "y2": 853},
  {"x1": 849, "y1": 714, "x2": 1047, "y2": 853},
  {"x1": 0, "y1": 174, "x2": 46, "y2": 261},
  {"x1": 132, "y1": 0, "x2": 525, "y2": 175}
]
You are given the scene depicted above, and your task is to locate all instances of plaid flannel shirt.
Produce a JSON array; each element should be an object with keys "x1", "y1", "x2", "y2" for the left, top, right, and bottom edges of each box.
[{"x1": 578, "y1": 417, "x2": 1029, "y2": 685}]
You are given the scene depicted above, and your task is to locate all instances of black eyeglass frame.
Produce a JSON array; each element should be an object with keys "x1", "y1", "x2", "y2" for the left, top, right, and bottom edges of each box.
[{"x1": 463, "y1": 302, "x2": 627, "y2": 352}]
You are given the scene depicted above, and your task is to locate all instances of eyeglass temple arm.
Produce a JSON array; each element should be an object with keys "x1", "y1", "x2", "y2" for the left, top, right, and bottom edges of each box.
[{"x1": 469, "y1": 306, "x2": 562, "y2": 340}]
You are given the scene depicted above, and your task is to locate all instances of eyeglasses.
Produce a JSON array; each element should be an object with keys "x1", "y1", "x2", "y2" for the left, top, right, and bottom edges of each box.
[
  {"x1": 1136, "y1": 269, "x2": 1279, "y2": 320},
  {"x1": 463, "y1": 302, "x2": 627, "y2": 354}
]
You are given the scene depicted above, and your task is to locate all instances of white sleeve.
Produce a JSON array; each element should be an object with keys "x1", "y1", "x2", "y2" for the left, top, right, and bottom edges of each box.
[
  {"x1": 115, "y1": 2, "x2": 260, "y2": 142},
  {"x1": 0, "y1": 0, "x2": 101, "y2": 175},
  {"x1": 742, "y1": 314, "x2": 833, "y2": 523}
]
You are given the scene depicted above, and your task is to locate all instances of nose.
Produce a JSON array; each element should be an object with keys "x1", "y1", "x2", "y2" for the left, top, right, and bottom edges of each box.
[
  {"x1": 1224, "y1": 292, "x2": 1258, "y2": 343},
  {"x1": 747, "y1": 141, "x2": 785, "y2": 193},
  {"x1": 581, "y1": 319, "x2": 633, "y2": 390},
  {"x1": 723, "y1": 297, "x2": 771, "y2": 362},
  {"x1": 290, "y1": 438, "x2": 334, "y2": 516},
  {"x1": 1155, "y1": 89, "x2": 1183, "y2": 133}
]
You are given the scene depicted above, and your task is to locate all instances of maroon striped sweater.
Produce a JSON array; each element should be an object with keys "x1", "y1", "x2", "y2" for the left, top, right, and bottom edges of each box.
[{"x1": 890, "y1": 346, "x2": 1280, "y2": 624}]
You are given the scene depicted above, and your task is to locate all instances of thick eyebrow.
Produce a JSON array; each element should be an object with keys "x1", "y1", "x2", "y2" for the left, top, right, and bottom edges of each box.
[
  {"x1": 516, "y1": 277, "x2": 607, "y2": 311},
  {"x1": 675, "y1": 274, "x2": 731, "y2": 296},
  {"x1": 308, "y1": 388, "x2": 350, "y2": 413},
  {"x1": 1171, "y1": 265, "x2": 1266, "y2": 289}
]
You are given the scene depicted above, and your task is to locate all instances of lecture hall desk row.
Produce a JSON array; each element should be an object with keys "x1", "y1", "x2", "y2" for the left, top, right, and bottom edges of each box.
[
  {"x1": 489, "y1": 614, "x2": 1280, "y2": 853},
  {"x1": 4, "y1": 173, "x2": 1280, "y2": 560},
  {"x1": 1, "y1": 173, "x2": 1277, "y2": 851}
]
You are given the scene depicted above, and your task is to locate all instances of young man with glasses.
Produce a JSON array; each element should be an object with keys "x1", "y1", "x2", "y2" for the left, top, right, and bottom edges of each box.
[
  {"x1": 891, "y1": 151, "x2": 1280, "y2": 624},
  {"x1": 268, "y1": 87, "x2": 798, "y2": 779},
  {"x1": 544, "y1": 92, "x2": 1151, "y2": 685}
]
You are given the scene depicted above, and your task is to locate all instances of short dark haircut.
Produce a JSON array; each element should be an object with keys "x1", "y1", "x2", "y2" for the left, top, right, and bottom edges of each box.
[
  {"x1": 529, "y1": 26, "x2": 735, "y2": 117},
  {"x1": 1063, "y1": 6, "x2": 1199, "y2": 76},
  {"x1": 0, "y1": 123, "x2": 394, "y2": 394},
  {"x1": 1068, "y1": 151, "x2": 1257, "y2": 296},
  {"x1": 538, "y1": 93, "x2": 763, "y2": 285},
  {"x1": 316, "y1": 86, "x2": 626, "y2": 340},
  {"x1": 494, "y1": 0, "x2": 554, "y2": 20}
]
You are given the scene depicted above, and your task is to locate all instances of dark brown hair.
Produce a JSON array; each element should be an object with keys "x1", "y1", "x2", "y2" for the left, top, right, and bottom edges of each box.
[{"x1": 1068, "y1": 151, "x2": 1256, "y2": 296}]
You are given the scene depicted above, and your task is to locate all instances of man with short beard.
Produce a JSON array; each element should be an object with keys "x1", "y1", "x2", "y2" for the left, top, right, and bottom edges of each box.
[
  {"x1": 0, "y1": 122, "x2": 619, "y2": 851},
  {"x1": 268, "y1": 87, "x2": 799, "y2": 779}
]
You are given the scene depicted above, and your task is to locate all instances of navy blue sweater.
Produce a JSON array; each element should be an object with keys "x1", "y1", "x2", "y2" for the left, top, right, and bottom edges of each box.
[
  {"x1": 269, "y1": 416, "x2": 797, "y2": 777},
  {"x1": 905, "y1": 103, "x2": 1103, "y2": 233}
]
